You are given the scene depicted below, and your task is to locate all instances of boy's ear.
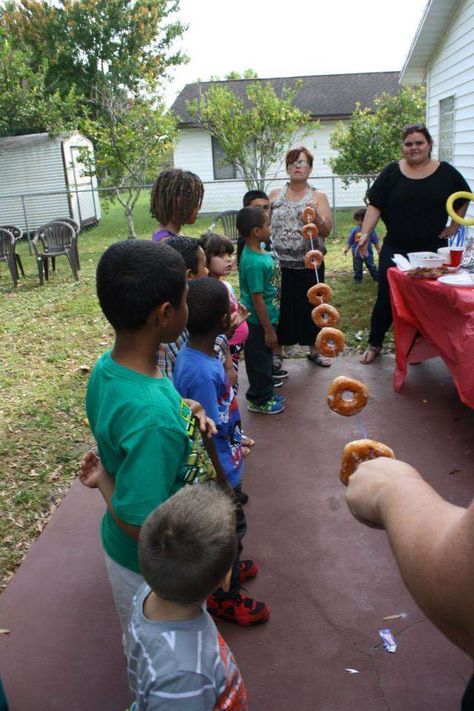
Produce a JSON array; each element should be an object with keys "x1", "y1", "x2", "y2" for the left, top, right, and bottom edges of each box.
[
  {"x1": 221, "y1": 311, "x2": 231, "y2": 331},
  {"x1": 149, "y1": 301, "x2": 172, "y2": 327},
  {"x1": 185, "y1": 267, "x2": 193, "y2": 281}
]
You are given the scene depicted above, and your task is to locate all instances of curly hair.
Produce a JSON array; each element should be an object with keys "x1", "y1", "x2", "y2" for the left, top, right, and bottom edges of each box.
[{"x1": 150, "y1": 169, "x2": 204, "y2": 225}]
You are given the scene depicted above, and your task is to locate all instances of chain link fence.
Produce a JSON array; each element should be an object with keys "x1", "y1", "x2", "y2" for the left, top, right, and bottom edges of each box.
[{"x1": 0, "y1": 174, "x2": 375, "y2": 238}]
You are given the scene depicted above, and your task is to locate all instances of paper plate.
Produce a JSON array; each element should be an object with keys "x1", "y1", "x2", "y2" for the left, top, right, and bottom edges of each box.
[{"x1": 438, "y1": 272, "x2": 474, "y2": 287}]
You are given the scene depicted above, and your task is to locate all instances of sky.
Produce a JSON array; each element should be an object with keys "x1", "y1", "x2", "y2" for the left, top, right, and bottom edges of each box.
[{"x1": 164, "y1": 0, "x2": 428, "y2": 105}]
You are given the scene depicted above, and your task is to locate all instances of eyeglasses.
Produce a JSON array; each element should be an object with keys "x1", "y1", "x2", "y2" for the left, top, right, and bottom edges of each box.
[{"x1": 289, "y1": 159, "x2": 310, "y2": 168}]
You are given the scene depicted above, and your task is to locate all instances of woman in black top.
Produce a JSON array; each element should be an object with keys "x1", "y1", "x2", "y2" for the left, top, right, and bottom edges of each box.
[{"x1": 357, "y1": 124, "x2": 471, "y2": 364}]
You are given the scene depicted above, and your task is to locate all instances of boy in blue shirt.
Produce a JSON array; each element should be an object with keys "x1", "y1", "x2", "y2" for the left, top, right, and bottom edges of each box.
[
  {"x1": 174, "y1": 277, "x2": 270, "y2": 626},
  {"x1": 344, "y1": 207, "x2": 380, "y2": 283}
]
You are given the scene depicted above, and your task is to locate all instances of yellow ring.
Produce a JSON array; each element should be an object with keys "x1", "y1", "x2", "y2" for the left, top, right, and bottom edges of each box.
[{"x1": 446, "y1": 191, "x2": 474, "y2": 226}]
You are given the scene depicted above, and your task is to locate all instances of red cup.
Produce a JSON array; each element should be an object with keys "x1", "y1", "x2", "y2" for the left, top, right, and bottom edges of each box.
[{"x1": 450, "y1": 247, "x2": 464, "y2": 268}]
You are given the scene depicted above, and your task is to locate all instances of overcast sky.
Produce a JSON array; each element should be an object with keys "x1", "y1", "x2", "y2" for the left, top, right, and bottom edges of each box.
[{"x1": 164, "y1": 0, "x2": 428, "y2": 105}]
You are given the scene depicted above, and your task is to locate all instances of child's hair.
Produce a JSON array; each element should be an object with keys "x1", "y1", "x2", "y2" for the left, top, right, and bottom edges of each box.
[
  {"x1": 199, "y1": 232, "x2": 234, "y2": 267},
  {"x1": 236, "y1": 206, "x2": 266, "y2": 239},
  {"x1": 150, "y1": 169, "x2": 204, "y2": 225},
  {"x1": 139, "y1": 486, "x2": 237, "y2": 605},
  {"x1": 353, "y1": 207, "x2": 367, "y2": 221},
  {"x1": 96, "y1": 240, "x2": 186, "y2": 332},
  {"x1": 166, "y1": 235, "x2": 202, "y2": 275},
  {"x1": 243, "y1": 190, "x2": 268, "y2": 207},
  {"x1": 186, "y1": 277, "x2": 229, "y2": 336}
]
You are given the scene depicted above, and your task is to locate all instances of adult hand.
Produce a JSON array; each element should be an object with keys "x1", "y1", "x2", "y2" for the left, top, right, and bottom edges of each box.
[
  {"x1": 345, "y1": 458, "x2": 422, "y2": 528},
  {"x1": 438, "y1": 223, "x2": 459, "y2": 240},
  {"x1": 184, "y1": 399, "x2": 217, "y2": 438},
  {"x1": 264, "y1": 328, "x2": 278, "y2": 350},
  {"x1": 355, "y1": 234, "x2": 370, "y2": 258}
]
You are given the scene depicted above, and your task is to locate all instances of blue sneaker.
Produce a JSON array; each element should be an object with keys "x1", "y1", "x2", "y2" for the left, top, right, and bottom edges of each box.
[
  {"x1": 274, "y1": 393, "x2": 285, "y2": 403},
  {"x1": 247, "y1": 397, "x2": 285, "y2": 414}
]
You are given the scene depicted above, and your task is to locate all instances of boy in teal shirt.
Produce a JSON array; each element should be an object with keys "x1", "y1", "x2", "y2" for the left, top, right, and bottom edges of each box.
[
  {"x1": 83, "y1": 240, "x2": 220, "y2": 642},
  {"x1": 237, "y1": 207, "x2": 284, "y2": 415}
]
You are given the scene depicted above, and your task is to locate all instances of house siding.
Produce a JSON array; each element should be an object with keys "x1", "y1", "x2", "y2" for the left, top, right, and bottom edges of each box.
[
  {"x1": 426, "y1": 0, "x2": 474, "y2": 194},
  {"x1": 174, "y1": 122, "x2": 370, "y2": 214}
]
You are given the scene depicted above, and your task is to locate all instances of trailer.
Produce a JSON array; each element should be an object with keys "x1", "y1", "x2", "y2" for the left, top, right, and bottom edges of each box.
[{"x1": 0, "y1": 132, "x2": 101, "y2": 232}]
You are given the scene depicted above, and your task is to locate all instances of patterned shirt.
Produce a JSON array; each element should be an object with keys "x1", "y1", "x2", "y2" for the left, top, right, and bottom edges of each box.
[
  {"x1": 157, "y1": 330, "x2": 228, "y2": 379},
  {"x1": 128, "y1": 584, "x2": 248, "y2": 710}
]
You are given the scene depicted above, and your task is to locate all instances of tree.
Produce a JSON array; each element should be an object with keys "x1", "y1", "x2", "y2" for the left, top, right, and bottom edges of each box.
[
  {"x1": 0, "y1": 40, "x2": 79, "y2": 137},
  {"x1": 210, "y1": 69, "x2": 259, "y2": 81},
  {"x1": 187, "y1": 80, "x2": 315, "y2": 190},
  {"x1": 1, "y1": 0, "x2": 187, "y2": 108},
  {"x1": 329, "y1": 86, "x2": 426, "y2": 184},
  {"x1": 80, "y1": 83, "x2": 176, "y2": 238}
]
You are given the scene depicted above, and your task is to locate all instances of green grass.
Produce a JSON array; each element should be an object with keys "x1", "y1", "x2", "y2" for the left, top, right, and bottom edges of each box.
[{"x1": 0, "y1": 198, "x2": 389, "y2": 588}]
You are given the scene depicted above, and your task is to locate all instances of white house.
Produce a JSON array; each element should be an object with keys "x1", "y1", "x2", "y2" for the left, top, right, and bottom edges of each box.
[
  {"x1": 0, "y1": 132, "x2": 101, "y2": 232},
  {"x1": 400, "y1": 0, "x2": 474, "y2": 201},
  {"x1": 171, "y1": 72, "x2": 400, "y2": 213}
]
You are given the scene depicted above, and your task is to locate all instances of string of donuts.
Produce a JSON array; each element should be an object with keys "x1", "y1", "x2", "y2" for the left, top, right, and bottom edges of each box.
[{"x1": 301, "y1": 205, "x2": 394, "y2": 484}]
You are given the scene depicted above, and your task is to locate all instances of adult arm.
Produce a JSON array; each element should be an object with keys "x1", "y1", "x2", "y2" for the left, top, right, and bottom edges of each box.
[
  {"x1": 346, "y1": 458, "x2": 474, "y2": 656},
  {"x1": 438, "y1": 200, "x2": 469, "y2": 239},
  {"x1": 251, "y1": 293, "x2": 278, "y2": 349},
  {"x1": 311, "y1": 190, "x2": 332, "y2": 238},
  {"x1": 356, "y1": 205, "x2": 382, "y2": 256}
]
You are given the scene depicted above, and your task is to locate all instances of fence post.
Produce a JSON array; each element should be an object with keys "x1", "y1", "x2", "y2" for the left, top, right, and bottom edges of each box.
[
  {"x1": 331, "y1": 176, "x2": 337, "y2": 237},
  {"x1": 21, "y1": 194, "x2": 32, "y2": 254},
  {"x1": 90, "y1": 178, "x2": 98, "y2": 220}
]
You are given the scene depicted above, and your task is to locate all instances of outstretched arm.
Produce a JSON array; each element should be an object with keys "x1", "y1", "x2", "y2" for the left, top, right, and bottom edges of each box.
[{"x1": 345, "y1": 458, "x2": 474, "y2": 656}]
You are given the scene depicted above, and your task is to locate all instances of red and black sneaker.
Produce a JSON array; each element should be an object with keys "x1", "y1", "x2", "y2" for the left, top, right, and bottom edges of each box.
[
  {"x1": 207, "y1": 592, "x2": 270, "y2": 626},
  {"x1": 239, "y1": 559, "x2": 259, "y2": 583}
]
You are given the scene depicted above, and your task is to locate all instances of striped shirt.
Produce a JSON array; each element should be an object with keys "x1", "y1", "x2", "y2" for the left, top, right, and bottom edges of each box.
[{"x1": 128, "y1": 584, "x2": 248, "y2": 710}]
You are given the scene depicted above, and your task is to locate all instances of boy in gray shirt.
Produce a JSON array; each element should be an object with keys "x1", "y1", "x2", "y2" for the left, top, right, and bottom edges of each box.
[{"x1": 128, "y1": 485, "x2": 248, "y2": 710}]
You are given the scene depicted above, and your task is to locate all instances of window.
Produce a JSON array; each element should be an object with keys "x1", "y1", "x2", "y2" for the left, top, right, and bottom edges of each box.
[
  {"x1": 439, "y1": 96, "x2": 455, "y2": 162},
  {"x1": 212, "y1": 137, "x2": 236, "y2": 180}
]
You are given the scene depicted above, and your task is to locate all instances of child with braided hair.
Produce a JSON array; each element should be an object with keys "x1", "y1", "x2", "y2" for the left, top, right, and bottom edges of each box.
[{"x1": 150, "y1": 169, "x2": 204, "y2": 242}]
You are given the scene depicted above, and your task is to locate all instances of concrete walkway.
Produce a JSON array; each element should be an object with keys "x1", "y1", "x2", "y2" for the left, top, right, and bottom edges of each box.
[{"x1": 1, "y1": 354, "x2": 473, "y2": 710}]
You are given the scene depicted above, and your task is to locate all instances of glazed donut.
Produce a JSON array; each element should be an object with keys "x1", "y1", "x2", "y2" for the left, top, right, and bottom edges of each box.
[
  {"x1": 327, "y1": 376, "x2": 368, "y2": 416},
  {"x1": 304, "y1": 249, "x2": 323, "y2": 269},
  {"x1": 340, "y1": 439, "x2": 395, "y2": 485},
  {"x1": 311, "y1": 303, "x2": 339, "y2": 328},
  {"x1": 302, "y1": 206, "x2": 316, "y2": 224},
  {"x1": 315, "y1": 327, "x2": 345, "y2": 357},
  {"x1": 307, "y1": 283, "x2": 332, "y2": 305},
  {"x1": 301, "y1": 223, "x2": 319, "y2": 240}
]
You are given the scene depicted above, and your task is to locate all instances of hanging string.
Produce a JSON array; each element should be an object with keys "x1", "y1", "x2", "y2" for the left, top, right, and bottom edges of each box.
[
  {"x1": 309, "y1": 234, "x2": 320, "y2": 284},
  {"x1": 356, "y1": 413, "x2": 369, "y2": 439}
]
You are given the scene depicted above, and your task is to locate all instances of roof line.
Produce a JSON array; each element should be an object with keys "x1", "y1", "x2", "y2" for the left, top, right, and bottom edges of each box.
[{"x1": 185, "y1": 70, "x2": 400, "y2": 88}]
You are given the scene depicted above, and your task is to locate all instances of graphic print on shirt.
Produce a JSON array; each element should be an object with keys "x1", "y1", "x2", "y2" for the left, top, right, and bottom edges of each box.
[{"x1": 180, "y1": 400, "x2": 215, "y2": 485}]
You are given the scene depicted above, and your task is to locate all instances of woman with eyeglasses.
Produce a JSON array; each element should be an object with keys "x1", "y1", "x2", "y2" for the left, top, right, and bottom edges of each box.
[
  {"x1": 269, "y1": 146, "x2": 333, "y2": 367},
  {"x1": 358, "y1": 124, "x2": 471, "y2": 364}
]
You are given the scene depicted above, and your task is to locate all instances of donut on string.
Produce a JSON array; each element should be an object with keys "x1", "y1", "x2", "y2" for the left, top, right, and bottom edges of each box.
[
  {"x1": 304, "y1": 249, "x2": 323, "y2": 270},
  {"x1": 327, "y1": 376, "x2": 368, "y2": 416},
  {"x1": 307, "y1": 283, "x2": 332, "y2": 305},
  {"x1": 302, "y1": 206, "x2": 316, "y2": 224},
  {"x1": 311, "y1": 303, "x2": 339, "y2": 328},
  {"x1": 446, "y1": 191, "x2": 474, "y2": 226},
  {"x1": 315, "y1": 327, "x2": 345, "y2": 357},
  {"x1": 340, "y1": 439, "x2": 395, "y2": 485},
  {"x1": 301, "y1": 223, "x2": 319, "y2": 240}
]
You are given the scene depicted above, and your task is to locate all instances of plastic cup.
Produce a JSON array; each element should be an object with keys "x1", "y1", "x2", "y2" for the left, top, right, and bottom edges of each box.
[{"x1": 450, "y1": 247, "x2": 464, "y2": 268}]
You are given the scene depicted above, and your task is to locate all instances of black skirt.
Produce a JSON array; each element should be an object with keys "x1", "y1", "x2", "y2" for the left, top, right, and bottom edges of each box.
[{"x1": 277, "y1": 264, "x2": 325, "y2": 346}]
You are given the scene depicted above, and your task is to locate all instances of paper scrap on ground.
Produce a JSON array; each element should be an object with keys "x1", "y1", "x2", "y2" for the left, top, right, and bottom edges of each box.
[
  {"x1": 379, "y1": 628, "x2": 397, "y2": 653},
  {"x1": 345, "y1": 668, "x2": 359, "y2": 674},
  {"x1": 382, "y1": 613, "x2": 407, "y2": 621}
]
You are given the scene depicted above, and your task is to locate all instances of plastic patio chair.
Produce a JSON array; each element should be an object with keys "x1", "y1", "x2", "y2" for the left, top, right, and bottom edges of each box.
[
  {"x1": 53, "y1": 218, "x2": 81, "y2": 270},
  {"x1": 208, "y1": 210, "x2": 239, "y2": 243},
  {"x1": 0, "y1": 224, "x2": 25, "y2": 278},
  {"x1": 0, "y1": 228, "x2": 19, "y2": 287},
  {"x1": 33, "y1": 221, "x2": 79, "y2": 285}
]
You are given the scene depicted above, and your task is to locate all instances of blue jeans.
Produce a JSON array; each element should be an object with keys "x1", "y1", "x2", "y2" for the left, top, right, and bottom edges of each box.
[{"x1": 353, "y1": 252, "x2": 378, "y2": 282}]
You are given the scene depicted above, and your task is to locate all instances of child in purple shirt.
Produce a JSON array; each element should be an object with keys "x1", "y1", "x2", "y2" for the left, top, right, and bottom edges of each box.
[
  {"x1": 344, "y1": 207, "x2": 380, "y2": 283},
  {"x1": 150, "y1": 169, "x2": 204, "y2": 242}
]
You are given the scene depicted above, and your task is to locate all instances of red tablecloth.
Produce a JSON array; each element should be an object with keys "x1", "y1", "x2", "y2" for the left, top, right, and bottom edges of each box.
[{"x1": 388, "y1": 267, "x2": 474, "y2": 409}]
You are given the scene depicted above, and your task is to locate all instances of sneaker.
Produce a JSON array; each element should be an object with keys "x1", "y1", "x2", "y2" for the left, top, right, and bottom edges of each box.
[
  {"x1": 207, "y1": 592, "x2": 270, "y2": 626},
  {"x1": 272, "y1": 366, "x2": 289, "y2": 379},
  {"x1": 273, "y1": 378, "x2": 283, "y2": 388},
  {"x1": 274, "y1": 393, "x2": 285, "y2": 403},
  {"x1": 239, "y1": 559, "x2": 259, "y2": 583},
  {"x1": 247, "y1": 398, "x2": 285, "y2": 414}
]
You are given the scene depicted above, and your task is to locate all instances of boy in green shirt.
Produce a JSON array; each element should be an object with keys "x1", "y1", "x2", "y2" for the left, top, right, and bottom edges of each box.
[
  {"x1": 237, "y1": 207, "x2": 284, "y2": 415},
  {"x1": 82, "y1": 240, "x2": 221, "y2": 642}
]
